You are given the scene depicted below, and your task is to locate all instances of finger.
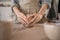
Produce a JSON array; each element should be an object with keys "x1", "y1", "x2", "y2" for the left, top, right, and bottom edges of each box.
[
  {"x1": 20, "y1": 15, "x2": 28, "y2": 24},
  {"x1": 19, "y1": 19, "x2": 26, "y2": 24},
  {"x1": 29, "y1": 15, "x2": 37, "y2": 24},
  {"x1": 17, "y1": 15, "x2": 28, "y2": 24},
  {"x1": 18, "y1": 18, "x2": 26, "y2": 24},
  {"x1": 18, "y1": 16, "x2": 27, "y2": 24},
  {"x1": 20, "y1": 17, "x2": 28, "y2": 24},
  {"x1": 31, "y1": 15, "x2": 43, "y2": 25},
  {"x1": 18, "y1": 12, "x2": 27, "y2": 19},
  {"x1": 27, "y1": 15, "x2": 33, "y2": 19},
  {"x1": 18, "y1": 15, "x2": 27, "y2": 21},
  {"x1": 27, "y1": 14, "x2": 35, "y2": 22},
  {"x1": 27, "y1": 13, "x2": 36, "y2": 18},
  {"x1": 21, "y1": 14, "x2": 27, "y2": 19},
  {"x1": 32, "y1": 17, "x2": 40, "y2": 25},
  {"x1": 27, "y1": 15, "x2": 34, "y2": 21},
  {"x1": 16, "y1": 13, "x2": 27, "y2": 20}
]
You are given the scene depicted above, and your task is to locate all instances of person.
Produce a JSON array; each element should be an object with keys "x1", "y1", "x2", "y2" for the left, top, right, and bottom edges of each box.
[
  {"x1": 11, "y1": 0, "x2": 52, "y2": 27},
  {"x1": 47, "y1": 0, "x2": 59, "y2": 21}
]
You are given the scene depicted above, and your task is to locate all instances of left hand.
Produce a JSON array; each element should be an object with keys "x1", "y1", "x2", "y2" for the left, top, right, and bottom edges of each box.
[{"x1": 29, "y1": 13, "x2": 43, "y2": 26}]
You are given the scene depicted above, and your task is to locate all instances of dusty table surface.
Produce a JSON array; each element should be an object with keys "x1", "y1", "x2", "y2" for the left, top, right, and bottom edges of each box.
[
  {"x1": 0, "y1": 22, "x2": 49, "y2": 40},
  {"x1": 11, "y1": 23, "x2": 49, "y2": 40}
]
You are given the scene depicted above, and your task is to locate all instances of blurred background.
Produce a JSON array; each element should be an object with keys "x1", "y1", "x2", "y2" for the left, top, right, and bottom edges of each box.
[
  {"x1": 0, "y1": 0, "x2": 15, "y2": 22},
  {"x1": 0, "y1": 0, "x2": 60, "y2": 40},
  {"x1": 0, "y1": 0, "x2": 60, "y2": 22}
]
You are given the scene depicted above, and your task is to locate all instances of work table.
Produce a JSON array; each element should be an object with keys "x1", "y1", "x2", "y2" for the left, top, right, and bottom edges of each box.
[{"x1": 0, "y1": 21, "x2": 49, "y2": 40}]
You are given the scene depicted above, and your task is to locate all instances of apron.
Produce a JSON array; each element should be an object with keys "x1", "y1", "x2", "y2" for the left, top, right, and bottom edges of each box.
[
  {"x1": 17, "y1": 0, "x2": 47, "y2": 23},
  {"x1": 19, "y1": 0, "x2": 40, "y2": 14}
]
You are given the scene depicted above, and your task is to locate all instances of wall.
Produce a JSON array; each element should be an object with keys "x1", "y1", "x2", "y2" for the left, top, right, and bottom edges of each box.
[{"x1": 0, "y1": 1, "x2": 13, "y2": 22}]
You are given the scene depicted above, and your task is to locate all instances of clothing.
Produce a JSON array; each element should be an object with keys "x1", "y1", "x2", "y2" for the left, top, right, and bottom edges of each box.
[
  {"x1": 47, "y1": 0, "x2": 56, "y2": 20},
  {"x1": 53, "y1": 0, "x2": 59, "y2": 19},
  {"x1": 58, "y1": 0, "x2": 60, "y2": 13},
  {"x1": 47, "y1": 0, "x2": 59, "y2": 20},
  {"x1": 12, "y1": 0, "x2": 52, "y2": 13},
  {"x1": 53, "y1": 0, "x2": 59, "y2": 14},
  {"x1": 11, "y1": 0, "x2": 52, "y2": 23}
]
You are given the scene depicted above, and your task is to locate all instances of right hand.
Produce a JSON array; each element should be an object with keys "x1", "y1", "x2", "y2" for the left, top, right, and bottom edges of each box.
[
  {"x1": 16, "y1": 12, "x2": 28, "y2": 24},
  {"x1": 27, "y1": 13, "x2": 36, "y2": 21}
]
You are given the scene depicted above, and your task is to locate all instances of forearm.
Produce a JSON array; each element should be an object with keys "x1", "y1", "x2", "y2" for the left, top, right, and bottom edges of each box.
[
  {"x1": 38, "y1": 4, "x2": 48, "y2": 16},
  {"x1": 13, "y1": 6, "x2": 29, "y2": 24},
  {"x1": 13, "y1": 6, "x2": 25, "y2": 17}
]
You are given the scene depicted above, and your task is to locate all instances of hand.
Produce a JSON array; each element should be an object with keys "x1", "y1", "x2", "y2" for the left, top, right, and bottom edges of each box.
[
  {"x1": 17, "y1": 12, "x2": 28, "y2": 24},
  {"x1": 29, "y1": 14, "x2": 43, "y2": 26},
  {"x1": 27, "y1": 13, "x2": 36, "y2": 21},
  {"x1": 13, "y1": 7, "x2": 28, "y2": 25}
]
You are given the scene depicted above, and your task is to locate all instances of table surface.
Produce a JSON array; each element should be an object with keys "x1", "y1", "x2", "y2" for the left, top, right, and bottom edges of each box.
[{"x1": 0, "y1": 22, "x2": 50, "y2": 40}]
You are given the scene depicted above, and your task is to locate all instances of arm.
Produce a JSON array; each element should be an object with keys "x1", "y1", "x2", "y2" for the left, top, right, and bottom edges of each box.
[
  {"x1": 13, "y1": 6, "x2": 28, "y2": 24},
  {"x1": 29, "y1": 4, "x2": 48, "y2": 24},
  {"x1": 38, "y1": 4, "x2": 48, "y2": 16},
  {"x1": 29, "y1": 0, "x2": 52, "y2": 25},
  {"x1": 38, "y1": 0, "x2": 52, "y2": 16},
  {"x1": 11, "y1": 0, "x2": 28, "y2": 24}
]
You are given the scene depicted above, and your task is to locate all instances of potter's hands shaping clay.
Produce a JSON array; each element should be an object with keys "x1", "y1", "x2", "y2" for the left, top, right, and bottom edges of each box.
[
  {"x1": 25, "y1": 13, "x2": 43, "y2": 27},
  {"x1": 27, "y1": 13, "x2": 36, "y2": 22},
  {"x1": 13, "y1": 7, "x2": 29, "y2": 25},
  {"x1": 24, "y1": 13, "x2": 36, "y2": 27},
  {"x1": 17, "y1": 12, "x2": 28, "y2": 25},
  {"x1": 29, "y1": 13, "x2": 43, "y2": 26},
  {"x1": 18, "y1": 13, "x2": 42, "y2": 27}
]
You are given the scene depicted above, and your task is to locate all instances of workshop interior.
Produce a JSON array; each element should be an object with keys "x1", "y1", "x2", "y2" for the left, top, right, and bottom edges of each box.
[{"x1": 0, "y1": 0, "x2": 60, "y2": 40}]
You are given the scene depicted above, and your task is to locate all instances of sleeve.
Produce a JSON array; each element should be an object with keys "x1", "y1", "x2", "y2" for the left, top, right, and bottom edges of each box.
[
  {"x1": 42, "y1": 0, "x2": 52, "y2": 9},
  {"x1": 11, "y1": 0, "x2": 20, "y2": 12}
]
